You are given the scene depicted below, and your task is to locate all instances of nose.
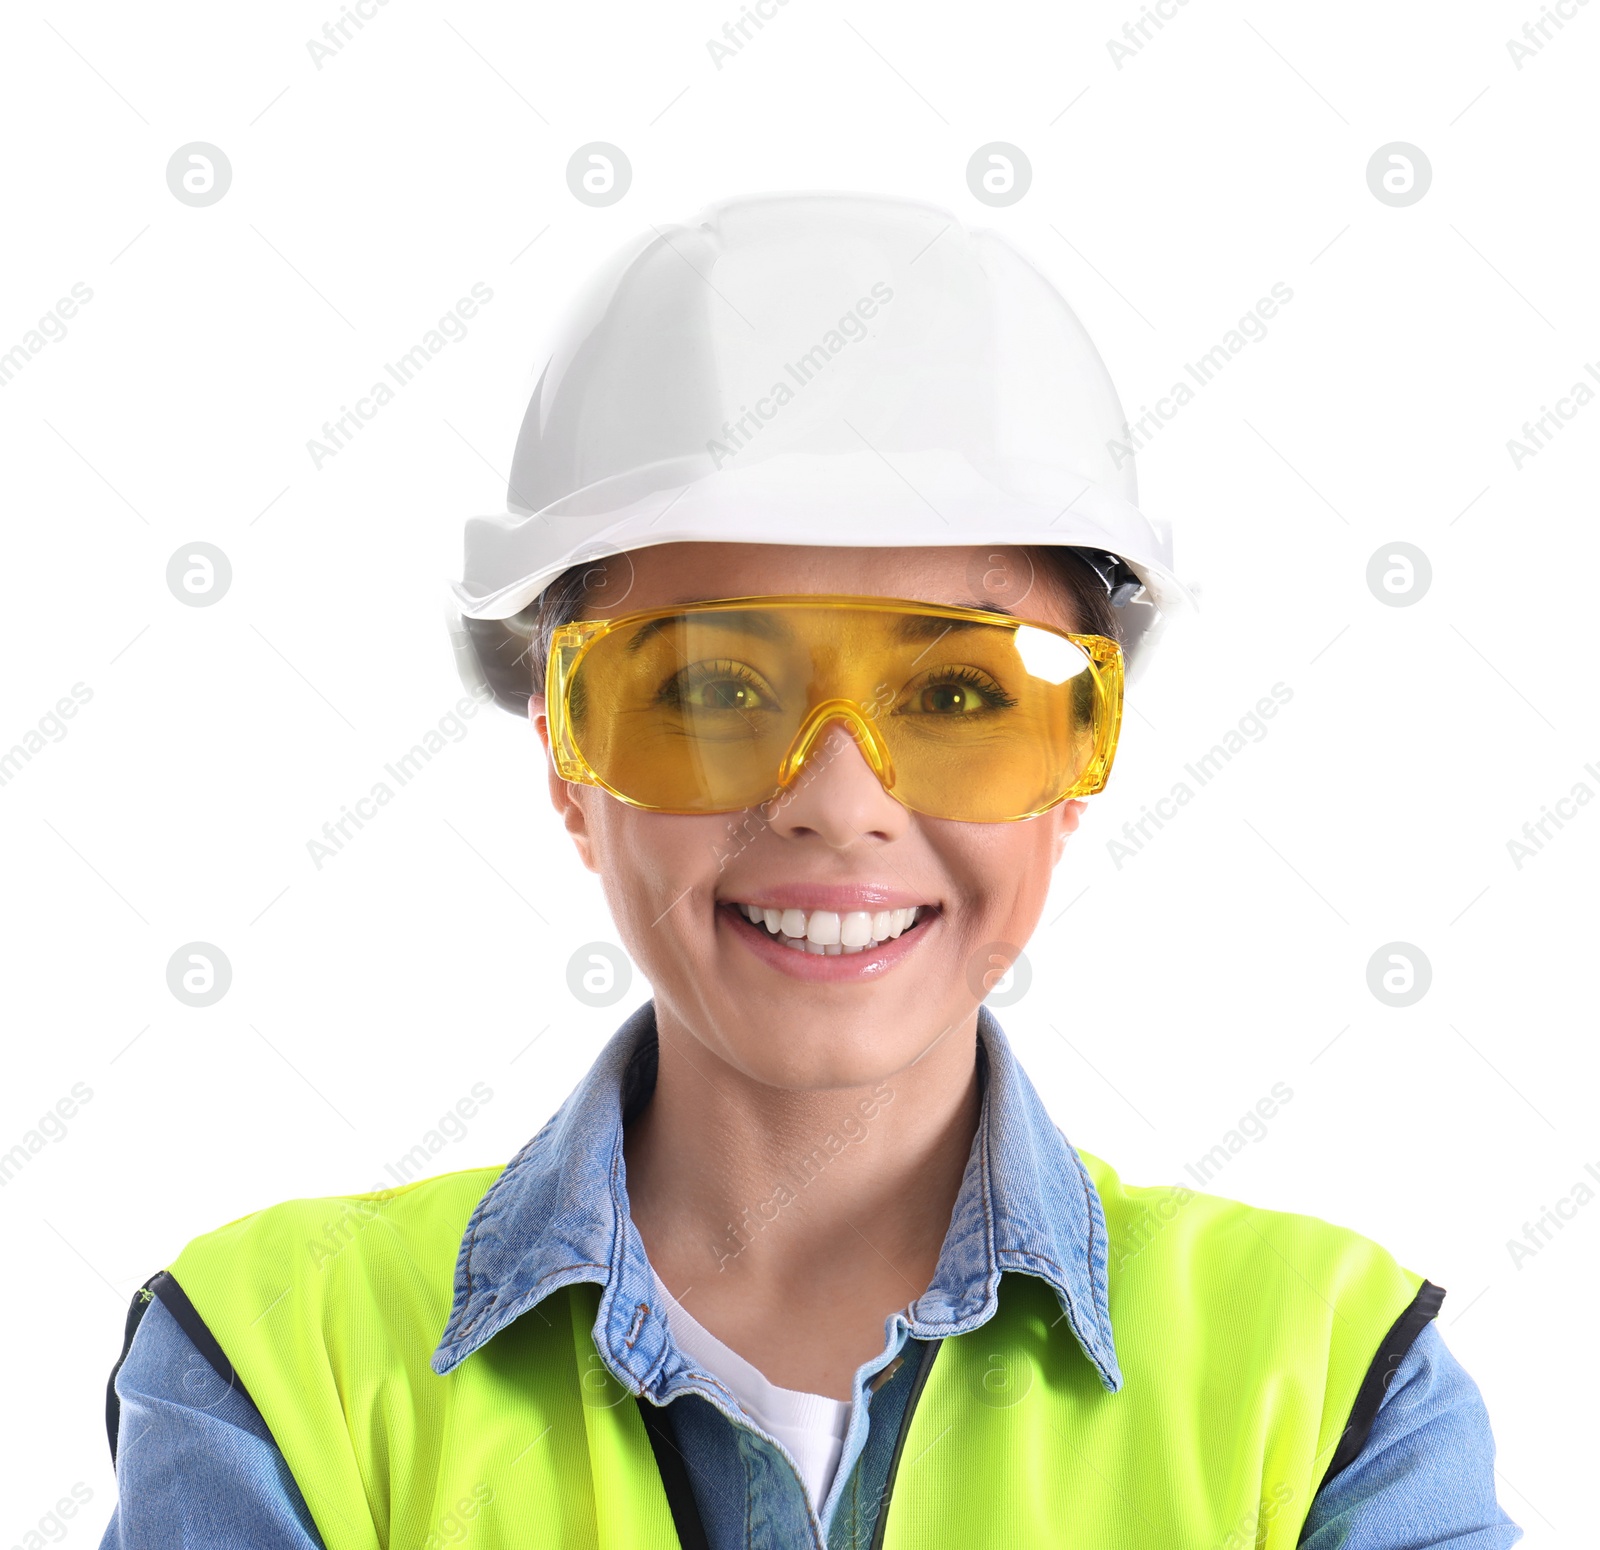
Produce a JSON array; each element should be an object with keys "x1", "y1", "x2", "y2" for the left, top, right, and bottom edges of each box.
[{"x1": 764, "y1": 711, "x2": 910, "y2": 845}]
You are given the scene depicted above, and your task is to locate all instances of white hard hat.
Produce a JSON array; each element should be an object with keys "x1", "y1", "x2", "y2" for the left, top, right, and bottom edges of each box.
[{"x1": 447, "y1": 190, "x2": 1198, "y2": 713}]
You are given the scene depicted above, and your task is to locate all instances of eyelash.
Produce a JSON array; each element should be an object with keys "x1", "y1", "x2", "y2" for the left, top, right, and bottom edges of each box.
[
  {"x1": 656, "y1": 659, "x2": 776, "y2": 710},
  {"x1": 896, "y1": 664, "x2": 1018, "y2": 714}
]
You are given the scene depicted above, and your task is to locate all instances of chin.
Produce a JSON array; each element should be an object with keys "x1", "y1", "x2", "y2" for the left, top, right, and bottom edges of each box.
[{"x1": 712, "y1": 1011, "x2": 937, "y2": 1094}]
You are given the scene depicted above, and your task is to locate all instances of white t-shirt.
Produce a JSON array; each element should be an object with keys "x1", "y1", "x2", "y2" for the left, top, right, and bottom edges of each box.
[{"x1": 654, "y1": 1276, "x2": 853, "y2": 1516}]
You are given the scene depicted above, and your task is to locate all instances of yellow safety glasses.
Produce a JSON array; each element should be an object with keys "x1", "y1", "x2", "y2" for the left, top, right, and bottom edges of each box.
[{"x1": 545, "y1": 594, "x2": 1124, "y2": 823}]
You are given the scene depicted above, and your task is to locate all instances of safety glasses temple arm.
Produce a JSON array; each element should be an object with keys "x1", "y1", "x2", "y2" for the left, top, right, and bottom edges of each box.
[
  {"x1": 1077, "y1": 634, "x2": 1125, "y2": 795},
  {"x1": 546, "y1": 623, "x2": 609, "y2": 785}
]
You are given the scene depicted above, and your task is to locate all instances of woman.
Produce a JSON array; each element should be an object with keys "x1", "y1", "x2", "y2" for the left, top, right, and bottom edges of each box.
[{"x1": 101, "y1": 193, "x2": 1521, "y2": 1548}]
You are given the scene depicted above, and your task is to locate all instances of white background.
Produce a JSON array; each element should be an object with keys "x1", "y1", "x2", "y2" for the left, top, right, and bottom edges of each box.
[{"x1": 2, "y1": 0, "x2": 1595, "y2": 1542}]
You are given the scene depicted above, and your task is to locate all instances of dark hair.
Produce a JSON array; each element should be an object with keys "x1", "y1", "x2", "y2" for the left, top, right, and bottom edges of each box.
[{"x1": 483, "y1": 544, "x2": 1123, "y2": 707}]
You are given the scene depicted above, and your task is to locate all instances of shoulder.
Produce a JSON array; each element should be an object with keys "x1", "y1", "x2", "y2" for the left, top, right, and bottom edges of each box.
[
  {"x1": 168, "y1": 1162, "x2": 505, "y2": 1283},
  {"x1": 1075, "y1": 1144, "x2": 1422, "y2": 1298},
  {"x1": 1072, "y1": 1143, "x2": 1437, "y2": 1424},
  {"x1": 153, "y1": 1162, "x2": 508, "y2": 1376}
]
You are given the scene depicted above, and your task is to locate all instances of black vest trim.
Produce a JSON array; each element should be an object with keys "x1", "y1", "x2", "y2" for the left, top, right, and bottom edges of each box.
[
  {"x1": 105, "y1": 1268, "x2": 253, "y2": 1466},
  {"x1": 1305, "y1": 1277, "x2": 1447, "y2": 1520},
  {"x1": 869, "y1": 1337, "x2": 943, "y2": 1550},
  {"x1": 106, "y1": 1278, "x2": 155, "y2": 1464},
  {"x1": 636, "y1": 1395, "x2": 712, "y2": 1550}
]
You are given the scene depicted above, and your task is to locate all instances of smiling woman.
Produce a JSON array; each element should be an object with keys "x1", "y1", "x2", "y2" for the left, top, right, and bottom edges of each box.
[
  {"x1": 99, "y1": 192, "x2": 1522, "y2": 1550},
  {"x1": 520, "y1": 542, "x2": 1113, "y2": 1083}
]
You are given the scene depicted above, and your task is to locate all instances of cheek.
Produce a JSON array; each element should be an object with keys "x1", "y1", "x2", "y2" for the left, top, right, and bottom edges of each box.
[
  {"x1": 991, "y1": 839, "x2": 1055, "y2": 916},
  {"x1": 943, "y1": 825, "x2": 1058, "y2": 934},
  {"x1": 588, "y1": 804, "x2": 727, "y2": 936}
]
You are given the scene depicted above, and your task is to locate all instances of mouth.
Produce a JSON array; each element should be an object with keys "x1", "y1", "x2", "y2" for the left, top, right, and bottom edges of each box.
[
  {"x1": 714, "y1": 895, "x2": 941, "y2": 982},
  {"x1": 721, "y1": 900, "x2": 936, "y2": 956}
]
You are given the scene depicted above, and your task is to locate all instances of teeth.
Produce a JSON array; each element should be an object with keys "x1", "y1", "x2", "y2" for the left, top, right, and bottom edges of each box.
[{"x1": 729, "y1": 901, "x2": 929, "y2": 954}]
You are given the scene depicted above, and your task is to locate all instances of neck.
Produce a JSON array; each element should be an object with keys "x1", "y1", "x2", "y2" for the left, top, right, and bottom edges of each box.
[{"x1": 622, "y1": 1004, "x2": 984, "y2": 1314}]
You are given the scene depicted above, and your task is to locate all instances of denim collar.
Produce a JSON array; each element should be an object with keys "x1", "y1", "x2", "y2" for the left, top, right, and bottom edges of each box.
[{"x1": 431, "y1": 1000, "x2": 1122, "y2": 1395}]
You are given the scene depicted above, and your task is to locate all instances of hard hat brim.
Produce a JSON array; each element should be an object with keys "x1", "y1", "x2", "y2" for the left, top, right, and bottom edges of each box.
[{"x1": 449, "y1": 447, "x2": 1200, "y2": 629}]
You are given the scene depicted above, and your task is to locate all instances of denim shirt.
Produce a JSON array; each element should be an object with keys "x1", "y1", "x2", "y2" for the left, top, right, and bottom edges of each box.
[{"x1": 102, "y1": 1001, "x2": 1522, "y2": 1548}]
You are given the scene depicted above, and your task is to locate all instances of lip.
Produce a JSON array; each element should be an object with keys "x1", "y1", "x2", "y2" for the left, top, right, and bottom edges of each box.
[
  {"x1": 717, "y1": 900, "x2": 938, "y2": 982},
  {"x1": 715, "y1": 883, "x2": 936, "y2": 913}
]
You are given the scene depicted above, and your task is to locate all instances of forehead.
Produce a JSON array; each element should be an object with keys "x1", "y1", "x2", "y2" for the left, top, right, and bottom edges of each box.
[{"x1": 577, "y1": 541, "x2": 1076, "y2": 629}]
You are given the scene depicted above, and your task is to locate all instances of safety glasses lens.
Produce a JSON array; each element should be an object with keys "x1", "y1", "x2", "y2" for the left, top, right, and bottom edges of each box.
[{"x1": 562, "y1": 603, "x2": 1115, "y2": 821}]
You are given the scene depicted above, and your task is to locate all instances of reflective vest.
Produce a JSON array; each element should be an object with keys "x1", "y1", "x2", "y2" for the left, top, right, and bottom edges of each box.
[{"x1": 125, "y1": 1152, "x2": 1438, "y2": 1549}]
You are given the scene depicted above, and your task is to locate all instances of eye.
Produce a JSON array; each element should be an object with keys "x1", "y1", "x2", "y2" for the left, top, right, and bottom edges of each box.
[
  {"x1": 658, "y1": 658, "x2": 781, "y2": 714},
  {"x1": 895, "y1": 665, "x2": 1017, "y2": 716}
]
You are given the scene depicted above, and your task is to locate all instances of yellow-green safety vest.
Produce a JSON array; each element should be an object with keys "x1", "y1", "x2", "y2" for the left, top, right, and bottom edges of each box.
[{"x1": 121, "y1": 1151, "x2": 1439, "y2": 1549}]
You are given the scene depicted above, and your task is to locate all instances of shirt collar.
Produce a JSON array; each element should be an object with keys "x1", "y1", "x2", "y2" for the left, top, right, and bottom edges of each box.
[{"x1": 432, "y1": 1000, "x2": 1121, "y2": 1394}]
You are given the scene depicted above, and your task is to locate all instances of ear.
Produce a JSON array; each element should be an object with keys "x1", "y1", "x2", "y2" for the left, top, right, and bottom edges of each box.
[
  {"x1": 529, "y1": 692, "x2": 600, "y2": 874},
  {"x1": 1053, "y1": 799, "x2": 1087, "y2": 864}
]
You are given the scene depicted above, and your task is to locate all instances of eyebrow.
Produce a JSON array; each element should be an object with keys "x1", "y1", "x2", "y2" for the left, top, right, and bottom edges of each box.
[
  {"x1": 624, "y1": 608, "x2": 793, "y2": 655},
  {"x1": 894, "y1": 602, "x2": 1014, "y2": 642},
  {"x1": 622, "y1": 599, "x2": 1016, "y2": 654}
]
